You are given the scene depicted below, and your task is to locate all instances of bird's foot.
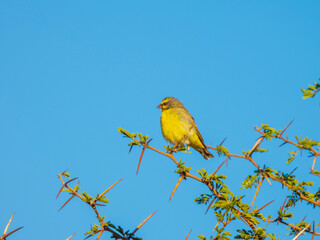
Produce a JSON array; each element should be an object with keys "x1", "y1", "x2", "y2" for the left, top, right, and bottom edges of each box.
[{"x1": 168, "y1": 142, "x2": 180, "y2": 154}]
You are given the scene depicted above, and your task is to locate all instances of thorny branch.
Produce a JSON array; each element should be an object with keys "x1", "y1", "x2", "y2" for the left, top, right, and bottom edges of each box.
[
  {"x1": 126, "y1": 138, "x2": 259, "y2": 236},
  {"x1": 57, "y1": 170, "x2": 156, "y2": 240},
  {"x1": 0, "y1": 213, "x2": 23, "y2": 240},
  {"x1": 119, "y1": 121, "x2": 320, "y2": 239}
]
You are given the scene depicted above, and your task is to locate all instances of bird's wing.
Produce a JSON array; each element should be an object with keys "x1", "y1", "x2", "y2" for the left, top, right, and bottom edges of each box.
[
  {"x1": 193, "y1": 123, "x2": 207, "y2": 149},
  {"x1": 178, "y1": 108, "x2": 206, "y2": 148}
]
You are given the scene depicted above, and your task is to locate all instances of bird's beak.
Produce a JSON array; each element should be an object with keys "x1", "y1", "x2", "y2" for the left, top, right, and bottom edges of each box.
[{"x1": 156, "y1": 104, "x2": 162, "y2": 109}]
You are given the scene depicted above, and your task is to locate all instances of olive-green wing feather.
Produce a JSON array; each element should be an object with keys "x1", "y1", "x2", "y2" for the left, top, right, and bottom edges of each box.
[{"x1": 193, "y1": 123, "x2": 206, "y2": 148}]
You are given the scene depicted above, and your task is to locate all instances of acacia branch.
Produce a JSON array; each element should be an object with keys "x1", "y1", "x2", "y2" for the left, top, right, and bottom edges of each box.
[
  {"x1": 57, "y1": 171, "x2": 128, "y2": 240},
  {"x1": 211, "y1": 129, "x2": 320, "y2": 208},
  {"x1": 0, "y1": 213, "x2": 23, "y2": 240},
  {"x1": 274, "y1": 219, "x2": 320, "y2": 236},
  {"x1": 120, "y1": 125, "x2": 320, "y2": 238},
  {"x1": 143, "y1": 143, "x2": 258, "y2": 232}
]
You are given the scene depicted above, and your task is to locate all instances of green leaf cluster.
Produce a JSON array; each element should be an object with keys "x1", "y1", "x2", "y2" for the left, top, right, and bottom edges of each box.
[
  {"x1": 117, "y1": 127, "x2": 320, "y2": 239},
  {"x1": 96, "y1": 194, "x2": 109, "y2": 204},
  {"x1": 260, "y1": 124, "x2": 282, "y2": 140},
  {"x1": 213, "y1": 146, "x2": 229, "y2": 156},
  {"x1": 108, "y1": 222, "x2": 142, "y2": 240},
  {"x1": 253, "y1": 168, "x2": 316, "y2": 204},
  {"x1": 164, "y1": 144, "x2": 189, "y2": 153},
  {"x1": 79, "y1": 192, "x2": 110, "y2": 205},
  {"x1": 85, "y1": 224, "x2": 100, "y2": 237},
  {"x1": 81, "y1": 192, "x2": 94, "y2": 202},
  {"x1": 196, "y1": 169, "x2": 267, "y2": 227},
  {"x1": 287, "y1": 151, "x2": 298, "y2": 164},
  {"x1": 296, "y1": 136, "x2": 320, "y2": 150},
  {"x1": 62, "y1": 172, "x2": 70, "y2": 179},
  {"x1": 302, "y1": 80, "x2": 320, "y2": 99},
  {"x1": 118, "y1": 128, "x2": 149, "y2": 151},
  {"x1": 241, "y1": 175, "x2": 260, "y2": 189},
  {"x1": 175, "y1": 159, "x2": 192, "y2": 176},
  {"x1": 242, "y1": 148, "x2": 268, "y2": 156},
  {"x1": 198, "y1": 229, "x2": 232, "y2": 240},
  {"x1": 198, "y1": 234, "x2": 213, "y2": 240},
  {"x1": 235, "y1": 228, "x2": 279, "y2": 240},
  {"x1": 194, "y1": 194, "x2": 213, "y2": 204},
  {"x1": 287, "y1": 221, "x2": 312, "y2": 236},
  {"x1": 62, "y1": 182, "x2": 80, "y2": 194},
  {"x1": 313, "y1": 170, "x2": 320, "y2": 175},
  {"x1": 276, "y1": 207, "x2": 293, "y2": 221}
]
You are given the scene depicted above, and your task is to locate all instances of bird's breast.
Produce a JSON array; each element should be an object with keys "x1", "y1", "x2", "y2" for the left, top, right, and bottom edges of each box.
[{"x1": 160, "y1": 109, "x2": 193, "y2": 145}]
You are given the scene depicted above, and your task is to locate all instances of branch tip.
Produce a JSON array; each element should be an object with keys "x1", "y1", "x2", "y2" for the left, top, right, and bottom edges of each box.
[
  {"x1": 250, "y1": 177, "x2": 264, "y2": 210},
  {"x1": 132, "y1": 210, "x2": 158, "y2": 235},
  {"x1": 280, "y1": 120, "x2": 294, "y2": 136},
  {"x1": 3, "y1": 226, "x2": 24, "y2": 238},
  {"x1": 292, "y1": 221, "x2": 313, "y2": 240},
  {"x1": 66, "y1": 233, "x2": 76, "y2": 240},
  {"x1": 219, "y1": 137, "x2": 227, "y2": 146},
  {"x1": 185, "y1": 229, "x2": 192, "y2": 240},
  {"x1": 58, "y1": 195, "x2": 76, "y2": 212},
  {"x1": 254, "y1": 200, "x2": 275, "y2": 213},
  {"x1": 3, "y1": 213, "x2": 15, "y2": 235},
  {"x1": 205, "y1": 197, "x2": 217, "y2": 215},
  {"x1": 136, "y1": 140, "x2": 152, "y2": 176},
  {"x1": 99, "y1": 177, "x2": 124, "y2": 198},
  {"x1": 170, "y1": 176, "x2": 184, "y2": 201}
]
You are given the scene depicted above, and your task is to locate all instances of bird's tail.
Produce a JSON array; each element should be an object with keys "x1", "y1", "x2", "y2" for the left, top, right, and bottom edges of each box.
[{"x1": 201, "y1": 148, "x2": 214, "y2": 160}]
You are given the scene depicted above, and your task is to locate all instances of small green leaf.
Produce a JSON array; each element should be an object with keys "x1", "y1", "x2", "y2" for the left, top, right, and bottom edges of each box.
[{"x1": 62, "y1": 172, "x2": 71, "y2": 179}]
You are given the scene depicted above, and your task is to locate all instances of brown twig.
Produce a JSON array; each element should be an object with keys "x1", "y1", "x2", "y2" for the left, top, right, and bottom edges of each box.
[
  {"x1": 143, "y1": 144, "x2": 258, "y2": 232},
  {"x1": 139, "y1": 123, "x2": 320, "y2": 239},
  {"x1": 280, "y1": 220, "x2": 314, "y2": 240},
  {"x1": 56, "y1": 177, "x2": 78, "y2": 199},
  {"x1": 1, "y1": 227, "x2": 23, "y2": 240},
  {"x1": 57, "y1": 171, "x2": 128, "y2": 240},
  {"x1": 276, "y1": 134, "x2": 319, "y2": 157},
  {"x1": 311, "y1": 169, "x2": 320, "y2": 177}
]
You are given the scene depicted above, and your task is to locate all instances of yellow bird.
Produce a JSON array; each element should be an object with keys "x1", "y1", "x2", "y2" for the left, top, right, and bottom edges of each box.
[{"x1": 157, "y1": 97, "x2": 213, "y2": 160}]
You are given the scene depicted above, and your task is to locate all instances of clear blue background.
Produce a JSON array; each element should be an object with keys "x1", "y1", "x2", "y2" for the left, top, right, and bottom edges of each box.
[{"x1": 1, "y1": 1, "x2": 320, "y2": 239}]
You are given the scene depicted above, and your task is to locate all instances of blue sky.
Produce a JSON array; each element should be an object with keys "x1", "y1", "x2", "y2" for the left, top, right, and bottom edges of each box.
[{"x1": 1, "y1": 1, "x2": 320, "y2": 239}]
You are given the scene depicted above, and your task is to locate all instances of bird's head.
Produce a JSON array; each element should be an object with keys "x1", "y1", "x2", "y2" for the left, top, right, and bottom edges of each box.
[{"x1": 157, "y1": 97, "x2": 184, "y2": 111}]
